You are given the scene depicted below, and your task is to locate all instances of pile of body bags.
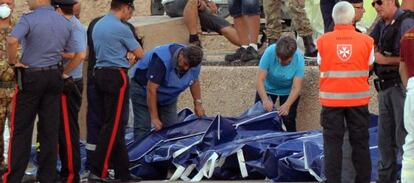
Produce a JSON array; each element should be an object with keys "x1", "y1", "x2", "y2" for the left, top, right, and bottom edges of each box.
[{"x1": 27, "y1": 103, "x2": 391, "y2": 182}]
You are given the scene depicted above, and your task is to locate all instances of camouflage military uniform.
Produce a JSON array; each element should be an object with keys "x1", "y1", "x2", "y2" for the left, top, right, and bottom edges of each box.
[
  {"x1": 263, "y1": 0, "x2": 313, "y2": 40},
  {"x1": 0, "y1": 16, "x2": 17, "y2": 168}
]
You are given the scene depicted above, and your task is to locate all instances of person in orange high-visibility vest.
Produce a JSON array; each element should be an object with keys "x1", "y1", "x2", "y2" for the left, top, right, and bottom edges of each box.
[{"x1": 317, "y1": 1, "x2": 375, "y2": 183}]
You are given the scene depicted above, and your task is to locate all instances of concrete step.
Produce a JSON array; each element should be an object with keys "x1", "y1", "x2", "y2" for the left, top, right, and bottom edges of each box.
[{"x1": 203, "y1": 51, "x2": 318, "y2": 66}]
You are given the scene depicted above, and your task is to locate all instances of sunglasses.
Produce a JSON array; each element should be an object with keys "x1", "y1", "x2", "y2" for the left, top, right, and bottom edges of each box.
[{"x1": 371, "y1": 0, "x2": 383, "y2": 7}]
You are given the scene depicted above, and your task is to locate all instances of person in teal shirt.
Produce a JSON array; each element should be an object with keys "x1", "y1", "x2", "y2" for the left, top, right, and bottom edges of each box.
[{"x1": 255, "y1": 36, "x2": 305, "y2": 132}]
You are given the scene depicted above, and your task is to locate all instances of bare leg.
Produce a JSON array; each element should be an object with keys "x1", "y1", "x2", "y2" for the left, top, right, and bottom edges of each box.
[
  {"x1": 234, "y1": 16, "x2": 250, "y2": 46},
  {"x1": 220, "y1": 26, "x2": 240, "y2": 46},
  {"x1": 183, "y1": 0, "x2": 199, "y2": 35},
  {"x1": 245, "y1": 15, "x2": 260, "y2": 44}
]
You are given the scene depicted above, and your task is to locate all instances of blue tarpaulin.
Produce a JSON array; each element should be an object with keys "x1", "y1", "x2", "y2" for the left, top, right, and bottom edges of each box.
[
  {"x1": 27, "y1": 103, "x2": 392, "y2": 182},
  {"x1": 128, "y1": 103, "x2": 386, "y2": 182}
]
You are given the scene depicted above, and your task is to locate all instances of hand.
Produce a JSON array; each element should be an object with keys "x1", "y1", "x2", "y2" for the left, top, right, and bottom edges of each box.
[
  {"x1": 263, "y1": 99, "x2": 273, "y2": 112},
  {"x1": 374, "y1": 52, "x2": 386, "y2": 64},
  {"x1": 14, "y1": 62, "x2": 28, "y2": 68},
  {"x1": 62, "y1": 73, "x2": 70, "y2": 79},
  {"x1": 151, "y1": 118, "x2": 163, "y2": 131},
  {"x1": 194, "y1": 103, "x2": 205, "y2": 117},
  {"x1": 127, "y1": 52, "x2": 137, "y2": 65},
  {"x1": 207, "y1": 1, "x2": 218, "y2": 14},
  {"x1": 198, "y1": 0, "x2": 208, "y2": 11},
  {"x1": 278, "y1": 103, "x2": 291, "y2": 116}
]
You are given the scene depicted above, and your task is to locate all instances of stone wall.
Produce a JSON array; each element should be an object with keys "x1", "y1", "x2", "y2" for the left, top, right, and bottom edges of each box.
[
  {"x1": 14, "y1": 0, "x2": 151, "y2": 24},
  {"x1": 177, "y1": 66, "x2": 379, "y2": 131}
]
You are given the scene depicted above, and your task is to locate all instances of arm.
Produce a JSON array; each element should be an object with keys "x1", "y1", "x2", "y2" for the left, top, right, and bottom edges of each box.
[
  {"x1": 62, "y1": 52, "x2": 75, "y2": 59},
  {"x1": 147, "y1": 81, "x2": 163, "y2": 131},
  {"x1": 190, "y1": 79, "x2": 205, "y2": 117},
  {"x1": 374, "y1": 52, "x2": 401, "y2": 65},
  {"x1": 125, "y1": 22, "x2": 145, "y2": 63},
  {"x1": 256, "y1": 69, "x2": 273, "y2": 112},
  {"x1": 7, "y1": 36, "x2": 18, "y2": 65},
  {"x1": 8, "y1": 17, "x2": 29, "y2": 67},
  {"x1": 129, "y1": 47, "x2": 144, "y2": 65},
  {"x1": 119, "y1": 25, "x2": 145, "y2": 64},
  {"x1": 400, "y1": 61, "x2": 409, "y2": 88},
  {"x1": 64, "y1": 51, "x2": 86, "y2": 74},
  {"x1": 279, "y1": 77, "x2": 303, "y2": 116}
]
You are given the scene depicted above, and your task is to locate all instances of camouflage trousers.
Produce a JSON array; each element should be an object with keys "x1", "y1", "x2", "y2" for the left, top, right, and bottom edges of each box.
[
  {"x1": 263, "y1": 0, "x2": 313, "y2": 40},
  {"x1": 0, "y1": 88, "x2": 14, "y2": 164}
]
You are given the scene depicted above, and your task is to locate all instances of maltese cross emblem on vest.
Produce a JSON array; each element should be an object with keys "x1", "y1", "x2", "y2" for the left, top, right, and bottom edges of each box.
[{"x1": 337, "y1": 44, "x2": 352, "y2": 62}]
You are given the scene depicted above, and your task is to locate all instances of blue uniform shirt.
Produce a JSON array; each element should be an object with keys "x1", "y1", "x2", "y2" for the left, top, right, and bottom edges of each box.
[
  {"x1": 11, "y1": 6, "x2": 76, "y2": 68},
  {"x1": 130, "y1": 44, "x2": 182, "y2": 85},
  {"x1": 259, "y1": 44, "x2": 305, "y2": 96},
  {"x1": 63, "y1": 16, "x2": 87, "y2": 79},
  {"x1": 93, "y1": 13, "x2": 140, "y2": 68},
  {"x1": 370, "y1": 9, "x2": 414, "y2": 54},
  {"x1": 132, "y1": 44, "x2": 201, "y2": 105}
]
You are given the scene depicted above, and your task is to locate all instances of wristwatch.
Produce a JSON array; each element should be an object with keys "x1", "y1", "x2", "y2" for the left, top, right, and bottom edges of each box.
[{"x1": 195, "y1": 99, "x2": 202, "y2": 104}]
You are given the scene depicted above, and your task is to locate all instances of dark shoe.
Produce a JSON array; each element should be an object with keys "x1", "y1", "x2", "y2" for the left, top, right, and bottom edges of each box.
[
  {"x1": 189, "y1": 40, "x2": 202, "y2": 48},
  {"x1": 240, "y1": 46, "x2": 259, "y2": 62},
  {"x1": 88, "y1": 173, "x2": 108, "y2": 183},
  {"x1": 120, "y1": 174, "x2": 142, "y2": 182},
  {"x1": 225, "y1": 47, "x2": 246, "y2": 62},
  {"x1": 302, "y1": 35, "x2": 318, "y2": 58}
]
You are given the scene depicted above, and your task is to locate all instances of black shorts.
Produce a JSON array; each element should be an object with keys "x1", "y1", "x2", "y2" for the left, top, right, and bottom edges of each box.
[{"x1": 164, "y1": 0, "x2": 231, "y2": 34}]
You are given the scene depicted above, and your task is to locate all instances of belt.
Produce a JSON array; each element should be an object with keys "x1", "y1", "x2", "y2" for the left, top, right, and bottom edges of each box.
[
  {"x1": 0, "y1": 81, "x2": 14, "y2": 88},
  {"x1": 95, "y1": 66, "x2": 128, "y2": 72},
  {"x1": 25, "y1": 65, "x2": 60, "y2": 72},
  {"x1": 374, "y1": 78, "x2": 402, "y2": 91}
]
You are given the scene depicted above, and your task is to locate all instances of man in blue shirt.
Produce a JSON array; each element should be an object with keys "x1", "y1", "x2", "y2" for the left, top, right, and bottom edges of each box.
[
  {"x1": 52, "y1": 0, "x2": 86, "y2": 182},
  {"x1": 5, "y1": 0, "x2": 77, "y2": 182},
  {"x1": 255, "y1": 36, "x2": 304, "y2": 132},
  {"x1": 84, "y1": 8, "x2": 143, "y2": 178},
  {"x1": 130, "y1": 44, "x2": 205, "y2": 143},
  {"x1": 88, "y1": 0, "x2": 144, "y2": 181},
  {"x1": 370, "y1": 1, "x2": 414, "y2": 182}
]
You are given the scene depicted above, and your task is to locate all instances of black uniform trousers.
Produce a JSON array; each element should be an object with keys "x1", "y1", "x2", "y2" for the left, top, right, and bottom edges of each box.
[
  {"x1": 59, "y1": 79, "x2": 83, "y2": 183},
  {"x1": 89, "y1": 68, "x2": 130, "y2": 180},
  {"x1": 321, "y1": 105, "x2": 372, "y2": 183},
  {"x1": 4, "y1": 69, "x2": 63, "y2": 183},
  {"x1": 85, "y1": 69, "x2": 130, "y2": 172}
]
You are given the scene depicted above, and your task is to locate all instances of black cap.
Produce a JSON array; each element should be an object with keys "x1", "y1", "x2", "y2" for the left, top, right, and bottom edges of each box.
[
  {"x1": 114, "y1": 0, "x2": 134, "y2": 6},
  {"x1": 52, "y1": 0, "x2": 77, "y2": 5},
  {"x1": 342, "y1": 0, "x2": 363, "y2": 3}
]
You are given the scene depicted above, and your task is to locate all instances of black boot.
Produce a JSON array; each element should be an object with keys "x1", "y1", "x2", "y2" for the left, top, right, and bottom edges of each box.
[
  {"x1": 189, "y1": 34, "x2": 202, "y2": 48},
  {"x1": 302, "y1": 35, "x2": 318, "y2": 58},
  {"x1": 225, "y1": 47, "x2": 246, "y2": 62},
  {"x1": 240, "y1": 46, "x2": 259, "y2": 62}
]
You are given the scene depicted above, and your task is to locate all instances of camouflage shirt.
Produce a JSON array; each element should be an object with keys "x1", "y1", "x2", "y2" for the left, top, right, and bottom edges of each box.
[{"x1": 0, "y1": 16, "x2": 18, "y2": 83}]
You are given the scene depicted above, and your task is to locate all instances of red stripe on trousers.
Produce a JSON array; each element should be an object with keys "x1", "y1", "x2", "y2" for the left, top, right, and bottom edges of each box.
[
  {"x1": 101, "y1": 69, "x2": 127, "y2": 178},
  {"x1": 61, "y1": 94, "x2": 75, "y2": 183},
  {"x1": 3, "y1": 86, "x2": 18, "y2": 183}
]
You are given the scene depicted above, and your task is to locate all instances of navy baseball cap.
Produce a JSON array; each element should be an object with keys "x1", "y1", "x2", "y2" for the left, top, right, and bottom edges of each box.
[{"x1": 52, "y1": 0, "x2": 77, "y2": 5}]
